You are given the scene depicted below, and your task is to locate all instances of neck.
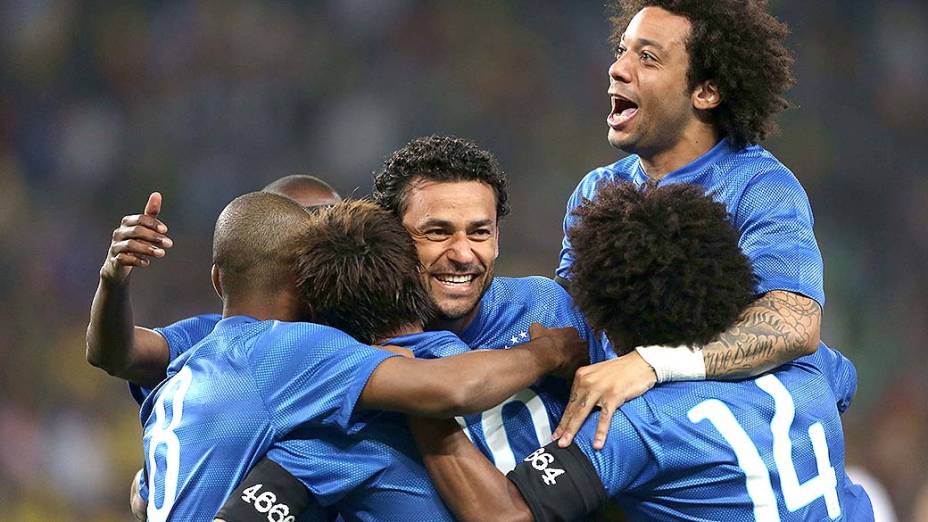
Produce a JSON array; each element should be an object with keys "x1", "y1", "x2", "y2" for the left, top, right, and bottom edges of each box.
[
  {"x1": 222, "y1": 291, "x2": 301, "y2": 322},
  {"x1": 637, "y1": 124, "x2": 720, "y2": 180},
  {"x1": 376, "y1": 322, "x2": 425, "y2": 343}
]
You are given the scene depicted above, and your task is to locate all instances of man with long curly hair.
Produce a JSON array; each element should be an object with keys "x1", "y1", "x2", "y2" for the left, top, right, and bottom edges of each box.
[
  {"x1": 553, "y1": 0, "x2": 833, "y2": 454},
  {"x1": 410, "y1": 182, "x2": 873, "y2": 521}
]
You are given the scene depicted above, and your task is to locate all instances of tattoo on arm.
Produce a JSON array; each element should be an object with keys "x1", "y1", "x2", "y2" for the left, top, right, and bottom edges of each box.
[{"x1": 703, "y1": 291, "x2": 821, "y2": 379}]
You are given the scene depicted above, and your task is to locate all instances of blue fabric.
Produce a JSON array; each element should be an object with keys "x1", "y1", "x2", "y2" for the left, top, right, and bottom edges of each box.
[
  {"x1": 266, "y1": 330, "x2": 464, "y2": 520},
  {"x1": 139, "y1": 316, "x2": 397, "y2": 521},
  {"x1": 558, "y1": 140, "x2": 825, "y2": 307},
  {"x1": 574, "y1": 343, "x2": 872, "y2": 521},
  {"x1": 129, "y1": 313, "x2": 222, "y2": 405}
]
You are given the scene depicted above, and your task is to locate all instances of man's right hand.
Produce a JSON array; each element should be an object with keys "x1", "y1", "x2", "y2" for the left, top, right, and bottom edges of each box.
[
  {"x1": 101, "y1": 192, "x2": 173, "y2": 285},
  {"x1": 527, "y1": 323, "x2": 589, "y2": 380}
]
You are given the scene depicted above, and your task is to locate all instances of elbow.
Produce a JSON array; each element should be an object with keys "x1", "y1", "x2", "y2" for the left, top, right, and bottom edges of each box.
[
  {"x1": 799, "y1": 308, "x2": 822, "y2": 356},
  {"x1": 85, "y1": 330, "x2": 106, "y2": 370},
  {"x1": 801, "y1": 323, "x2": 821, "y2": 356},
  {"x1": 85, "y1": 334, "x2": 123, "y2": 378}
]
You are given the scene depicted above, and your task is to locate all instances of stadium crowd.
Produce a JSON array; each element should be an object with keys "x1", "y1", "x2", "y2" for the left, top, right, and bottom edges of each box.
[{"x1": 0, "y1": 0, "x2": 926, "y2": 519}]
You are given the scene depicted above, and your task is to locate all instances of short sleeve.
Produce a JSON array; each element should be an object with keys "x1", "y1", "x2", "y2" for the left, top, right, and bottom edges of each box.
[
  {"x1": 732, "y1": 169, "x2": 825, "y2": 307},
  {"x1": 572, "y1": 410, "x2": 651, "y2": 497},
  {"x1": 808, "y1": 343, "x2": 858, "y2": 414},
  {"x1": 249, "y1": 323, "x2": 399, "y2": 435},
  {"x1": 154, "y1": 313, "x2": 223, "y2": 361},
  {"x1": 129, "y1": 313, "x2": 222, "y2": 405}
]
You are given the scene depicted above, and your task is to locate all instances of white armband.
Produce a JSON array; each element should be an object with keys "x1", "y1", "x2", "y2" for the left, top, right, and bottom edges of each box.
[{"x1": 634, "y1": 344, "x2": 705, "y2": 383}]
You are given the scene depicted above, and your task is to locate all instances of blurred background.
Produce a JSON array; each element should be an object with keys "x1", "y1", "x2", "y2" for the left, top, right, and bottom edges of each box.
[{"x1": 0, "y1": 0, "x2": 925, "y2": 519}]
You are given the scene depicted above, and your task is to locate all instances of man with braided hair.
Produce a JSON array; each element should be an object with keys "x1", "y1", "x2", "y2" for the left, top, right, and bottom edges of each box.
[{"x1": 411, "y1": 182, "x2": 873, "y2": 521}]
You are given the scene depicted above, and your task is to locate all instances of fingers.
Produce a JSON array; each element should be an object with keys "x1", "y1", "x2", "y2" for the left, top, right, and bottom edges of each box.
[
  {"x1": 553, "y1": 386, "x2": 596, "y2": 448},
  {"x1": 593, "y1": 400, "x2": 618, "y2": 450},
  {"x1": 120, "y1": 214, "x2": 169, "y2": 236},
  {"x1": 144, "y1": 192, "x2": 162, "y2": 218},
  {"x1": 110, "y1": 238, "x2": 166, "y2": 263},
  {"x1": 528, "y1": 322, "x2": 545, "y2": 339}
]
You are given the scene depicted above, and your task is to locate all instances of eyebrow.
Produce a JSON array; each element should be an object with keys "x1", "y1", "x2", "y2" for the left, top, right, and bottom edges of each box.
[
  {"x1": 621, "y1": 34, "x2": 666, "y2": 52},
  {"x1": 419, "y1": 218, "x2": 495, "y2": 228}
]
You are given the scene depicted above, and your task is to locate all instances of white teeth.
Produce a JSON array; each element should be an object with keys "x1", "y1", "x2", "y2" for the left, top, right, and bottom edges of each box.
[{"x1": 436, "y1": 275, "x2": 476, "y2": 284}]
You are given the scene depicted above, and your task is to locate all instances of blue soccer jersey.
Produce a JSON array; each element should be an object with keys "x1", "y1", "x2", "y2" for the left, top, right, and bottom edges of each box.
[
  {"x1": 558, "y1": 139, "x2": 825, "y2": 306},
  {"x1": 566, "y1": 344, "x2": 872, "y2": 521},
  {"x1": 264, "y1": 331, "x2": 468, "y2": 521},
  {"x1": 139, "y1": 316, "x2": 398, "y2": 521},
  {"x1": 408, "y1": 276, "x2": 604, "y2": 473}
]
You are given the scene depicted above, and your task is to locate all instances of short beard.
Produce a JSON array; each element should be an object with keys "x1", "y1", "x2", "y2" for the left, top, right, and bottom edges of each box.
[{"x1": 429, "y1": 269, "x2": 495, "y2": 325}]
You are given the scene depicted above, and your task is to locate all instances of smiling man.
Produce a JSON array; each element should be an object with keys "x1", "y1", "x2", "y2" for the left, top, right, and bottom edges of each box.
[
  {"x1": 373, "y1": 135, "x2": 613, "y2": 474},
  {"x1": 553, "y1": 0, "x2": 830, "y2": 449}
]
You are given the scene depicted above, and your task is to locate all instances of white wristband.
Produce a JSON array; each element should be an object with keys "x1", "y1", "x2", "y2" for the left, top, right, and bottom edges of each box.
[{"x1": 635, "y1": 344, "x2": 706, "y2": 383}]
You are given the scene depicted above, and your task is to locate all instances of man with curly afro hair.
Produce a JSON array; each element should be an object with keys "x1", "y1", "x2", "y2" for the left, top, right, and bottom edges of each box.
[
  {"x1": 408, "y1": 182, "x2": 872, "y2": 521},
  {"x1": 567, "y1": 182, "x2": 756, "y2": 355},
  {"x1": 553, "y1": 0, "x2": 832, "y2": 453}
]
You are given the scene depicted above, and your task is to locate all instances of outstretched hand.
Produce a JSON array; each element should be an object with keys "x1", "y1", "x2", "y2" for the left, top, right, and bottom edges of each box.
[
  {"x1": 101, "y1": 192, "x2": 173, "y2": 284},
  {"x1": 552, "y1": 350, "x2": 657, "y2": 450}
]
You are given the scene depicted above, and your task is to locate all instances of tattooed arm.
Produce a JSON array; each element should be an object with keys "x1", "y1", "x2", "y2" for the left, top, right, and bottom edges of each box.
[
  {"x1": 553, "y1": 290, "x2": 821, "y2": 448},
  {"x1": 703, "y1": 290, "x2": 820, "y2": 378}
]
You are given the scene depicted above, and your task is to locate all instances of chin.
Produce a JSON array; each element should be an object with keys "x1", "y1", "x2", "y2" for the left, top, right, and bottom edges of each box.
[
  {"x1": 607, "y1": 130, "x2": 637, "y2": 152},
  {"x1": 435, "y1": 300, "x2": 480, "y2": 321}
]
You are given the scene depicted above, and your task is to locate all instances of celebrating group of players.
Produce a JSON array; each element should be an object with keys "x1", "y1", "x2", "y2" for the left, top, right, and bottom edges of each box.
[{"x1": 86, "y1": 1, "x2": 875, "y2": 520}]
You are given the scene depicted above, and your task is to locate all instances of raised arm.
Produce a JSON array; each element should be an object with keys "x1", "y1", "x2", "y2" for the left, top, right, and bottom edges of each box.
[
  {"x1": 359, "y1": 324, "x2": 587, "y2": 418},
  {"x1": 86, "y1": 192, "x2": 174, "y2": 389}
]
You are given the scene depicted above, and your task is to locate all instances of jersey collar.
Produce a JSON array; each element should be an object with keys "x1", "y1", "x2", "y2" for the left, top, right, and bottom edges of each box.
[
  {"x1": 632, "y1": 138, "x2": 735, "y2": 185},
  {"x1": 213, "y1": 315, "x2": 260, "y2": 332}
]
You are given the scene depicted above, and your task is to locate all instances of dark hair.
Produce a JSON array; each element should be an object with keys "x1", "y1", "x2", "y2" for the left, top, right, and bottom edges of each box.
[
  {"x1": 611, "y1": 0, "x2": 794, "y2": 147},
  {"x1": 373, "y1": 135, "x2": 510, "y2": 220},
  {"x1": 213, "y1": 192, "x2": 312, "y2": 297},
  {"x1": 295, "y1": 199, "x2": 436, "y2": 344},
  {"x1": 567, "y1": 182, "x2": 756, "y2": 354}
]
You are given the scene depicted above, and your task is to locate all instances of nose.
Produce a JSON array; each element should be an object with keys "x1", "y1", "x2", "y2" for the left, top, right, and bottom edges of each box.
[
  {"x1": 609, "y1": 53, "x2": 632, "y2": 84},
  {"x1": 445, "y1": 232, "x2": 477, "y2": 266}
]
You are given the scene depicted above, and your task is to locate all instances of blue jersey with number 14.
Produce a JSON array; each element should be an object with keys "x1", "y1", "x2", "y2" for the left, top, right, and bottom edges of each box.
[{"x1": 571, "y1": 344, "x2": 872, "y2": 521}]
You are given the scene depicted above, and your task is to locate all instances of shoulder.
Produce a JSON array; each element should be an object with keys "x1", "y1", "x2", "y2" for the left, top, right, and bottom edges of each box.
[
  {"x1": 154, "y1": 313, "x2": 222, "y2": 338},
  {"x1": 724, "y1": 146, "x2": 806, "y2": 195},
  {"x1": 490, "y1": 276, "x2": 573, "y2": 307},
  {"x1": 573, "y1": 157, "x2": 638, "y2": 198},
  {"x1": 244, "y1": 320, "x2": 363, "y2": 360}
]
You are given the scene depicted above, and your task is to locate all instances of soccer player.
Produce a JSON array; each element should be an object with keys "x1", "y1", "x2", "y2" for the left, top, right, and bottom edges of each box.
[
  {"x1": 136, "y1": 192, "x2": 584, "y2": 520},
  {"x1": 411, "y1": 182, "x2": 873, "y2": 521},
  {"x1": 371, "y1": 135, "x2": 613, "y2": 473},
  {"x1": 553, "y1": 0, "x2": 829, "y2": 450}
]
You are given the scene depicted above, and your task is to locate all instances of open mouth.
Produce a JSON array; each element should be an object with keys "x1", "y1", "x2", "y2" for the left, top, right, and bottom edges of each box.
[{"x1": 607, "y1": 94, "x2": 639, "y2": 128}]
